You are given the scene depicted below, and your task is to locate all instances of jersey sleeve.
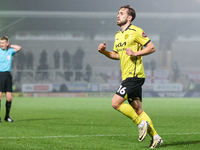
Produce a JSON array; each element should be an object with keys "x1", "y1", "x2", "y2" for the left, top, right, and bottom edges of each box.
[
  {"x1": 135, "y1": 28, "x2": 150, "y2": 46},
  {"x1": 10, "y1": 48, "x2": 16, "y2": 56}
]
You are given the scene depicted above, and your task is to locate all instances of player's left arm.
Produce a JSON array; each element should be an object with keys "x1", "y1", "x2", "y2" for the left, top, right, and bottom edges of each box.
[
  {"x1": 10, "y1": 45, "x2": 22, "y2": 52},
  {"x1": 126, "y1": 41, "x2": 155, "y2": 57}
]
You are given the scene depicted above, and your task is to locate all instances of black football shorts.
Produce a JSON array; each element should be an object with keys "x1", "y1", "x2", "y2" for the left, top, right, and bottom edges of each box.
[
  {"x1": 116, "y1": 77, "x2": 145, "y2": 104},
  {"x1": 0, "y1": 72, "x2": 13, "y2": 93}
]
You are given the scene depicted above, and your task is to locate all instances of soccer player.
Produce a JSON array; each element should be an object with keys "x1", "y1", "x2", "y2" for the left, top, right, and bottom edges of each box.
[
  {"x1": 0, "y1": 36, "x2": 21, "y2": 122},
  {"x1": 98, "y1": 5, "x2": 163, "y2": 149}
]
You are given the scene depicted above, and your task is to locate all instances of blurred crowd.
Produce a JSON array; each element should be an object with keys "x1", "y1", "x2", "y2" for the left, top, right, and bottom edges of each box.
[{"x1": 13, "y1": 47, "x2": 92, "y2": 83}]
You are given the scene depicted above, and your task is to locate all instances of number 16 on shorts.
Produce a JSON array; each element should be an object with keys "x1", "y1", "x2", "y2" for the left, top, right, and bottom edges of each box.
[{"x1": 116, "y1": 85, "x2": 127, "y2": 97}]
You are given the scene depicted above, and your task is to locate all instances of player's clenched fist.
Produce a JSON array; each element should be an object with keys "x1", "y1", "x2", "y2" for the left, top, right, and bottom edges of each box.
[
  {"x1": 126, "y1": 48, "x2": 135, "y2": 57},
  {"x1": 98, "y1": 42, "x2": 106, "y2": 53}
]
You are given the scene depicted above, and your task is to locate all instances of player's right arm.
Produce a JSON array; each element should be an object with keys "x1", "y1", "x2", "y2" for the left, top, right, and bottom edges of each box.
[{"x1": 98, "y1": 42, "x2": 119, "y2": 60}]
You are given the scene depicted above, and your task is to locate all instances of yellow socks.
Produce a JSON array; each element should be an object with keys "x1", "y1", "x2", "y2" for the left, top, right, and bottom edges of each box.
[
  {"x1": 139, "y1": 111, "x2": 157, "y2": 137},
  {"x1": 117, "y1": 103, "x2": 141, "y2": 125},
  {"x1": 117, "y1": 103, "x2": 158, "y2": 138}
]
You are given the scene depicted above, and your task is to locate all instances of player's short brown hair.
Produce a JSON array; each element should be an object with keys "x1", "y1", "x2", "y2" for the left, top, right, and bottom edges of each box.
[
  {"x1": 0, "y1": 36, "x2": 9, "y2": 42},
  {"x1": 120, "y1": 5, "x2": 136, "y2": 21}
]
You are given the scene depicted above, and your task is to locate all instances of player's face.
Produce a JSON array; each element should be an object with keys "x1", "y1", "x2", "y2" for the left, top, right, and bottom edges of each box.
[
  {"x1": 117, "y1": 8, "x2": 129, "y2": 26},
  {"x1": 0, "y1": 40, "x2": 9, "y2": 50}
]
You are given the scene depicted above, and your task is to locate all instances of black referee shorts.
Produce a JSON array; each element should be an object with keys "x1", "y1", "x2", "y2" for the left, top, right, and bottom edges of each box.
[
  {"x1": 0, "y1": 72, "x2": 13, "y2": 93},
  {"x1": 116, "y1": 77, "x2": 145, "y2": 103}
]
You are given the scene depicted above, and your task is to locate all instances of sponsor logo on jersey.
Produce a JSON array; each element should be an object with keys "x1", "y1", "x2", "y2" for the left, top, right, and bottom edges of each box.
[{"x1": 116, "y1": 42, "x2": 126, "y2": 48}]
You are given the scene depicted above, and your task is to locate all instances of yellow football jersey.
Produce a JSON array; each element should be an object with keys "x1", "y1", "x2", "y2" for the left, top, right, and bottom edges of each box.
[{"x1": 113, "y1": 24, "x2": 150, "y2": 81}]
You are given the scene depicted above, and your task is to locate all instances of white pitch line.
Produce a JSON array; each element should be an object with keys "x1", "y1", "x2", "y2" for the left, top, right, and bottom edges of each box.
[
  {"x1": 0, "y1": 134, "x2": 127, "y2": 139},
  {"x1": 0, "y1": 133, "x2": 199, "y2": 139},
  {"x1": 161, "y1": 132, "x2": 200, "y2": 135}
]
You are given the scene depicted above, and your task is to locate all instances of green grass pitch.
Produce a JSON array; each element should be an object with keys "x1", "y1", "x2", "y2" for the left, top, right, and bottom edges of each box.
[{"x1": 0, "y1": 97, "x2": 199, "y2": 150}]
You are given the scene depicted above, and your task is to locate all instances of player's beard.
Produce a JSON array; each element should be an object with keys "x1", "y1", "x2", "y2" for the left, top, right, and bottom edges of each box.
[{"x1": 117, "y1": 18, "x2": 128, "y2": 27}]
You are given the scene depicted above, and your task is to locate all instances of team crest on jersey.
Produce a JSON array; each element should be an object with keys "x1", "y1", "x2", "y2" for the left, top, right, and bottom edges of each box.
[
  {"x1": 7, "y1": 55, "x2": 11, "y2": 60},
  {"x1": 125, "y1": 34, "x2": 129, "y2": 39},
  {"x1": 142, "y1": 32, "x2": 147, "y2": 38}
]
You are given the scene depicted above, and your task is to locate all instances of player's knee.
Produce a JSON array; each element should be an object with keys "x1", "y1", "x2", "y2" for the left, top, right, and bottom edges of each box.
[
  {"x1": 6, "y1": 96, "x2": 12, "y2": 101},
  {"x1": 130, "y1": 100, "x2": 143, "y2": 115},
  {"x1": 7, "y1": 98, "x2": 12, "y2": 101},
  {"x1": 111, "y1": 100, "x2": 120, "y2": 110},
  {"x1": 6, "y1": 92, "x2": 12, "y2": 101},
  {"x1": 134, "y1": 108, "x2": 143, "y2": 115}
]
